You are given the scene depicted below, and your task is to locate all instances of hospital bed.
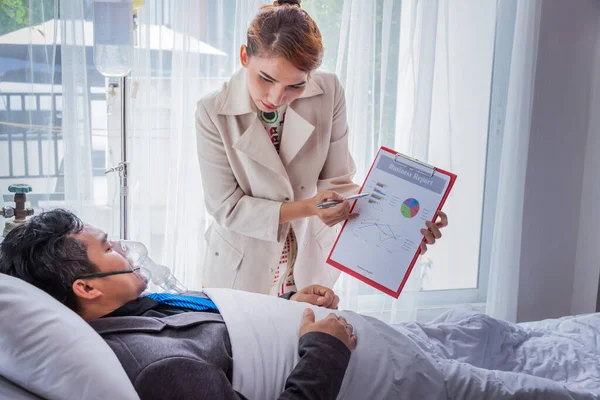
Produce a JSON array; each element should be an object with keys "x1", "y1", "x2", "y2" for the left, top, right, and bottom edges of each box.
[{"x1": 1, "y1": 268, "x2": 599, "y2": 399}]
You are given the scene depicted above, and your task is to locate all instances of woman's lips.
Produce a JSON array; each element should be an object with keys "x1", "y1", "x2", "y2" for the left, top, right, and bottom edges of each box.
[{"x1": 261, "y1": 101, "x2": 277, "y2": 111}]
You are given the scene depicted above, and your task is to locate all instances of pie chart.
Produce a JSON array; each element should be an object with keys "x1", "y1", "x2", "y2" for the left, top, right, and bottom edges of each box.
[{"x1": 401, "y1": 198, "x2": 420, "y2": 218}]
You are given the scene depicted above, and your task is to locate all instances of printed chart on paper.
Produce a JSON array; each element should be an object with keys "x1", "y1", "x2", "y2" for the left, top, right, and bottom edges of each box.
[{"x1": 329, "y1": 151, "x2": 452, "y2": 292}]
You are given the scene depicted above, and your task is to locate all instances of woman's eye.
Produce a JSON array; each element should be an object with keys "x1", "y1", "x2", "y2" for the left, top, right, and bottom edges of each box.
[
  {"x1": 289, "y1": 86, "x2": 303, "y2": 90},
  {"x1": 260, "y1": 76, "x2": 273, "y2": 84}
]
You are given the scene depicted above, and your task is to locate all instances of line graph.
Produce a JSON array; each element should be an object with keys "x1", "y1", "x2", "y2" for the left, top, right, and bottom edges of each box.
[
  {"x1": 345, "y1": 218, "x2": 408, "y2": 255},
  {"x1": 358, "y1": 221, "x2": 400, "y2": 243}
]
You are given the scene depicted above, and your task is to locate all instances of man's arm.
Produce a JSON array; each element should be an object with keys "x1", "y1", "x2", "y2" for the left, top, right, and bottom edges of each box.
[
  {"x1": 279, "y1": 309, "x2": 355, "y2": 399},
  {"x1": 134, "y1": 357, "x2": 248, "y2": 400},
  {"x1": 133, "y1": 329, "x2": 352, "y2": 400},
  {"x1": 278, "y1": 291, "x2": 296, "y2": 300},
  {"x1": 133, "y1": 341, "x2": 349, "y2": 400},
  {"x1": 279, "y1": 332, "x2": 351, "y2": 399}
]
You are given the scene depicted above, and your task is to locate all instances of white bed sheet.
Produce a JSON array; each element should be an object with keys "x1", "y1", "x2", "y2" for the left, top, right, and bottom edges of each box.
[
  {"x1": 208, "y1": 288, "x2": 599, "y2": 400},
  {"x1": 398, "y1": 307, "x2": 600, "y2": 399}
]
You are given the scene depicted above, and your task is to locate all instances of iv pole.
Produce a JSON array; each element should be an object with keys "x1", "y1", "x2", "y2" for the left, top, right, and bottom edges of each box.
[
  {"x1": 120, "y1": 76, "x2": 129, "y2": 240},
  {"x1": 104, "y1": 75, "x2": 129, "y2": 240},
  {"x1": 96, "y1": 2, "x2": 145, "y2": 241},
  {"x1": 105, "y1": 77, "x2": 129, "y2": 240}
]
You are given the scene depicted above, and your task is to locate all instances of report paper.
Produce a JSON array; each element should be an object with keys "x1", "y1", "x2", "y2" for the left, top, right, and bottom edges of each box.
[{"x1": 327, "y1": 147, "x2": 456, "y2": 298}]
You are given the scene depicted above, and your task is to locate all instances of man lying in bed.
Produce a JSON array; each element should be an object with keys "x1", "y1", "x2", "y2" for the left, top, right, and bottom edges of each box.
[{"x1": 1, "y1": 210, "x2": 596, "y2": 400}]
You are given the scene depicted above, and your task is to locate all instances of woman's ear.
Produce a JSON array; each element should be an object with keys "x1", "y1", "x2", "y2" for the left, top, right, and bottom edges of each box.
[
  {"x1": 72, "y1": 279, "x2": 102, "y2": 301},
  {"x1": 240, "y1": 45, "x2": 249, "y2": 67}
]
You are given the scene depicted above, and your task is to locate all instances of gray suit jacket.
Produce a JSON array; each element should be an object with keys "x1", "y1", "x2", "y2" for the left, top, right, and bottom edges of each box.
[{"x1": 89, "y1": 295, "x2": 350, "y2": 400}]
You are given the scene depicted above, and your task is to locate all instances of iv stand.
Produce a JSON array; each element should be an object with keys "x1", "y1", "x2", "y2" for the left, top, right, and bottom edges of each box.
[{"x1": 105, "y1": 76, "x2": 129, "y2": 240}]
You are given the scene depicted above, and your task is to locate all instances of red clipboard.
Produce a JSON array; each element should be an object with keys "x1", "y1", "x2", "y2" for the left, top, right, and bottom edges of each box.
[{"x1": 326, "y1": 146, "x2": 457, "y2": 298}]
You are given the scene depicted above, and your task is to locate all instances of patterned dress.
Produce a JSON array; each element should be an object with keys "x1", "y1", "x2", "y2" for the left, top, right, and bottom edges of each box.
[{"x1": 258, "y1": 107, "x2": 298, "y2": 296}]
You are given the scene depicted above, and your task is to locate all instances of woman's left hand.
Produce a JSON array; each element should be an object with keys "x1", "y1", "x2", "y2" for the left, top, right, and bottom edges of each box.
[
  {"x1": 290, "y1": 284, "x2": 340, "y2": 309},
  {"x1": 419, "y1": 210, "x2": 449, "y2": 255}
]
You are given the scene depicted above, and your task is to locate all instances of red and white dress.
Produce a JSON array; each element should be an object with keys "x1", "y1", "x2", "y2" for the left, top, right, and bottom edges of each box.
[{"x1": 258, "y1": 107, "x2": 298, "y2": 296}]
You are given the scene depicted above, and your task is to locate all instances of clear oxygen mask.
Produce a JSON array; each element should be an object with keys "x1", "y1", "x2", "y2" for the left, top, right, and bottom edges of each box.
[{"x1": 112, "y1": 240, "x2": 188, "y2": 294}]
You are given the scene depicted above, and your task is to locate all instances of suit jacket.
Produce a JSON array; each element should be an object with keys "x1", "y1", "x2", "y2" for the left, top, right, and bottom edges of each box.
[
  {"x1": 195, "y1": 68, "x2": 360, "y2": 293},
  {"x1": 89, "y1": 293, "x2": 350, "y2": 400}
]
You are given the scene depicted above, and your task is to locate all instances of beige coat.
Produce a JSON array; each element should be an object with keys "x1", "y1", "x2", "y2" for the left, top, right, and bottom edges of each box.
[{"x1": 195, "y1": 68, "x2": 360, "y2": 294}]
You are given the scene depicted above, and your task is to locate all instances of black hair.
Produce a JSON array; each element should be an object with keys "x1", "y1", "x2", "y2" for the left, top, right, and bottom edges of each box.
[{"x1": 0, "y1": 209, "x2": 98, "y2": 312}]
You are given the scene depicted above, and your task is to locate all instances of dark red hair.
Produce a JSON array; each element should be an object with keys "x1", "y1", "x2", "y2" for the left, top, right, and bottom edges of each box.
[{"x1": 246, "y1": 0, "x2": 323, "y2": 73}]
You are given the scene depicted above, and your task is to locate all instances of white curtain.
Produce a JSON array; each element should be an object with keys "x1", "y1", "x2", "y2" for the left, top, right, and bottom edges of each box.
[
  {"x1": 59, "y1": 0, "x2": 96, "y2": 224},
  {"x1": 128, "y1": 0, "x2": 270, "y2": 290},
  {"x1": 486, "y1": 0, "x2": 542, "y2": 322}
]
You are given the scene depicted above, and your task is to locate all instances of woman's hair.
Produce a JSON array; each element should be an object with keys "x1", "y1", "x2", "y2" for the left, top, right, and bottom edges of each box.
[{"x1": 246, "y1": 0, "x2": 323, "y2": 73}]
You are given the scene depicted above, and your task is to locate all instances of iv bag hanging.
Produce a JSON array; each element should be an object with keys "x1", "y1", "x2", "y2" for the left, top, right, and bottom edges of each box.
[{"x1": 93, "y1": 0, "x2": 134, "y2": 77}]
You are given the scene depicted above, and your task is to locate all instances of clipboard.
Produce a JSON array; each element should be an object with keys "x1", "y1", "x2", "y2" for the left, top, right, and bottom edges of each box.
[{"x1": 326, "y1": 146, "x2": 457, "y2": 298}]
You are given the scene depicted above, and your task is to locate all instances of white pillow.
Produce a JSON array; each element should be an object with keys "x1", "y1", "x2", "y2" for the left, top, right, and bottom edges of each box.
[
  {"x1": 0, "y1": 273, "x2": 139, "y2": 400},
  {"x1": 0, "y1": 375, "x2": 43, "y2": 400}
]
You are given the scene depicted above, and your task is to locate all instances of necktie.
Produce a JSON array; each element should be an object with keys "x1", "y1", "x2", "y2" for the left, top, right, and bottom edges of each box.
[{"x1": 145, "y1": 293, "x2": 218, "y2": 312}]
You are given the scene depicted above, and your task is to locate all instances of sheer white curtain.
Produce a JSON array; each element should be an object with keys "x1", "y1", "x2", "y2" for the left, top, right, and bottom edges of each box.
[
  {"x1": 59, "y1": 0, "x2": 96, "y2": 223},
  {"x1": 486, "y1": 0, "x2": 542, "y2": 322},
  {"x1": 309, "y1": 0, "x2": 427, "y2": 322},
  {"x1": 128, "y1": 0, "x2": 269, "y2": 290}
]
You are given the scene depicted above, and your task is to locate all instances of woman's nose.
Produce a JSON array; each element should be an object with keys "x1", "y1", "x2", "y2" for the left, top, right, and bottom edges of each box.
[{"x1": 268, "y1": 86, "x2": 285, "y2": 106}]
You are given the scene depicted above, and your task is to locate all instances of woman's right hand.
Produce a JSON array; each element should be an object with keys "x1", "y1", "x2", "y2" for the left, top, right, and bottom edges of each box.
[{"x1": 309, "y1": 190, "x2": 356, "y2": 227}]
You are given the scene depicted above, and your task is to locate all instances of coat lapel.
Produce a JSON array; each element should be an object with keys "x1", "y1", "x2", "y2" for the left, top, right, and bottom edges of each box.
[
  {"x1": 279, "y1": 106, "x2": 315, "y2": 167},
  {"x1": 232, "y1": 115, "x2": 289, "y2": 179}
]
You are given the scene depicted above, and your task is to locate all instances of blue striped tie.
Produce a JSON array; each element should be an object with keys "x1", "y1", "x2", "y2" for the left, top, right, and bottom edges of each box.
[{"x1": 145, "y1": 293, "x2": 218, "y2": 312}]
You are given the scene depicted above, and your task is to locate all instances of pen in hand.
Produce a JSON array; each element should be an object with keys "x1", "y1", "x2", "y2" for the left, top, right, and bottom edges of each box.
[{"x1": 316, "y1": 193, "x2": 370, "y2": 209}]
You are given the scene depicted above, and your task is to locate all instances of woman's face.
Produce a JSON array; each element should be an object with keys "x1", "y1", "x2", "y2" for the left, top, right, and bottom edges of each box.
[{"x1": 240, "y1": 45, "x2": 308, "y2": 112}]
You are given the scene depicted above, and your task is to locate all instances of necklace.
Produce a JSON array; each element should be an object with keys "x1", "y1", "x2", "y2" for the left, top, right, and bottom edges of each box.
[{"x1": 259, "y1": 110, "x2": 279, "y2": 124}]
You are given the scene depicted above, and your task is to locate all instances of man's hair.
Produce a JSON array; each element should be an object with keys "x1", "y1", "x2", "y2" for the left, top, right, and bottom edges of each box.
[{"x1": 0, "y1": 209, "x2": 98, "y2": 312}]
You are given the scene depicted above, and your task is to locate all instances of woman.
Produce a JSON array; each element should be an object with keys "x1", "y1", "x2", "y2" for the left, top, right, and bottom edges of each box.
[{"x1": 196, "y1": 0, "x2": 447, "y2": 295}]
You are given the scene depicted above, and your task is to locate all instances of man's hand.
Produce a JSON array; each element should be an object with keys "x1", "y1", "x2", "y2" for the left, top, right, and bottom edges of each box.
[
  {"x1": 419, "y1": 210, "x2": 449, "y2": 254},
  {"x1": 300, "y1": 308, "x2": 357, "y2": 351},
  {"x1": 290, "y1": 285, "x2": 340, "y2": 309}
]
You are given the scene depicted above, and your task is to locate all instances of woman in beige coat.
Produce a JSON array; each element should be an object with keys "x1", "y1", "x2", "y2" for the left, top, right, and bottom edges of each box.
[{"x1": 196, "y1": 0, "x2": 447, "y2": 297}]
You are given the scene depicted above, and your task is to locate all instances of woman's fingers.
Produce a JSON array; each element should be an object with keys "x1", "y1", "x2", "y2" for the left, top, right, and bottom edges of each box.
[
  {"x1": 426, "y1": 221, "x2": 442, "y2": 239},
  {"x1": 322, "y1": 201, "x2": 350, "y2": 226},
  {"x1": 436, "y1": 210, "x2": 448, "y2": 228},
  {"x1": 420, "y1": 228, "x2": 436, "y2": 245}
]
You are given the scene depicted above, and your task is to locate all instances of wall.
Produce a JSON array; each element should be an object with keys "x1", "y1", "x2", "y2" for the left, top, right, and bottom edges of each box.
[
  {"x1": 571, "y1": 6, "x2": 600, "y2": 316},
  {"x1": 518, "y1": 0, "x2": 600, "y2": 322}
]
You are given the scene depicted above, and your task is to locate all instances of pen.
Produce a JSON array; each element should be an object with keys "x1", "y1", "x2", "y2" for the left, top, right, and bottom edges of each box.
[{"x1": 316, "y1": 193, "x2": 371, "y2": 209}]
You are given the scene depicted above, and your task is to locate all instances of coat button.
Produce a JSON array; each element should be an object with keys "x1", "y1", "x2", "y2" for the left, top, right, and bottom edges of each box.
[
  {"x1": 285, "y1": 197, "x2": 290, "y2": 201},
  {"x1": 215, "y1": 252, "x2": 219, "y2": 256},
  {"x1": 300, "y1": 186, "x2": 305, "y2": 190}
]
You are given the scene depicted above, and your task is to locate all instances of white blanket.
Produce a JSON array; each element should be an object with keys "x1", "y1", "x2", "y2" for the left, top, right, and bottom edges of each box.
[{"x1": 205, "y1": 289, "x2": 600, "y2": 400}]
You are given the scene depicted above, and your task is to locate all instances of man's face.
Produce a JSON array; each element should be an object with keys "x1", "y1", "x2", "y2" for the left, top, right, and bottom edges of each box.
[{"x1": 75, "y1": 226, "x2": 147, "y2": 305}]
